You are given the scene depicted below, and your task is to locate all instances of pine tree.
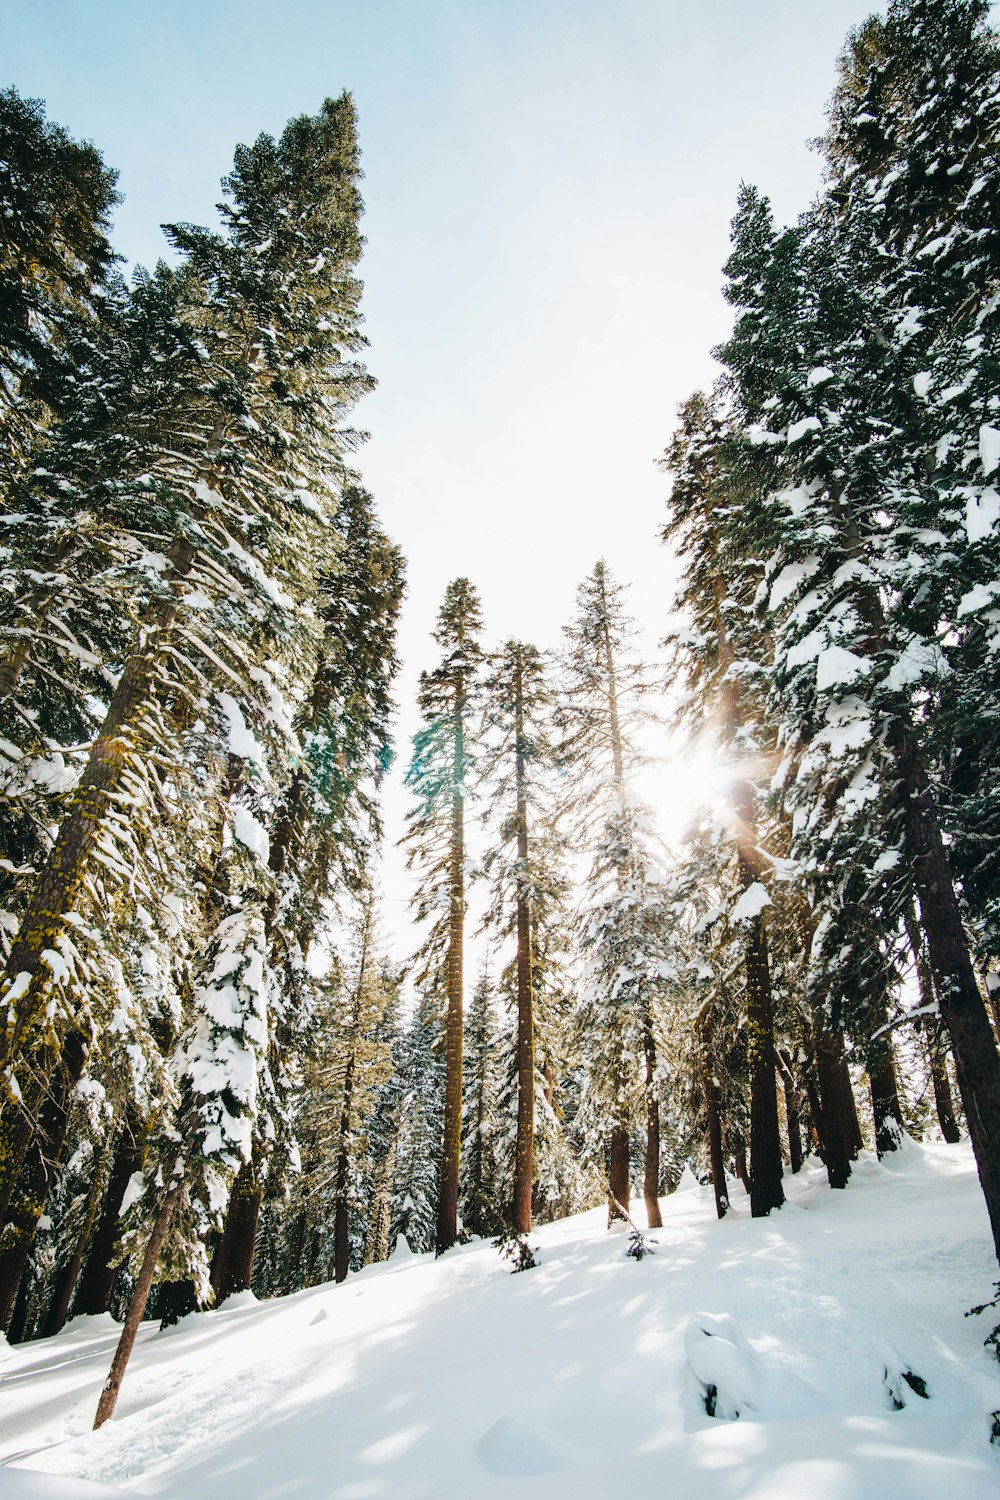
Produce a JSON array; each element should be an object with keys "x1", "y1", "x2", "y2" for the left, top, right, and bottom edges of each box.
[
  {"x1": 560, "y1": 562, "x2": 673, "y2": 1226},
  {"x1": 389, "y1": 993, "x2": 444, "y2": 1255},
  {"x1": 0, "y1": 87, "x2": 120, "y2": 489},
  {"x1": 0, "y1": 95, "x2": 371, "y2": 1237},
  {"x1": 479, "y1": 640, "x2": 561, "y2": 1231},
  {"x1": 460, "y1": 961, "x2": 502, "y2": 1238},
  {"x1": 403, "y1": 579, "x2": 483, "y2": 1252},
  {"x1": 713, "y1": 0, "x2": 1000, "y2": 1253}
]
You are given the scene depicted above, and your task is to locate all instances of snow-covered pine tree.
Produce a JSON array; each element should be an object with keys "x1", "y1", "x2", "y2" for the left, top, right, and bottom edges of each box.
[
  {"x1": 713, "y1": 0, "x2": 1000, "y2": 1254},
  {"x1": 287, "y1": 894, "x2": 398, "y2": 1285},
  {"x1": 403, "y1": 578, "x2": 483, "y2": 1253},
  {"x1": 661, "y1": 390, "x2": 788, "y2": 1218},
  {"x1": 478, "y1": 639, "x2": 562, "y2": 1232},
  {"x1": 460, "y1": 960, "x2": 502, "y2": 1238},
  {"x1": 389, "y1": 991, "x2": 444, "y2": 1256},
  {"x1": 0, "y1": 95, "x2": 371, "y2": 1241},
  {"x1": 560, "y1": 562, "x2": 674, "y2": 1227},
  {"x1": 0, "y1": 87, "x2": 120, "y2": 491}
]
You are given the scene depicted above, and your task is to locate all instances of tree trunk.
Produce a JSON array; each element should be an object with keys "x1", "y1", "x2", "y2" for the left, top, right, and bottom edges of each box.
[
  {"x1": 512, "y1": 661, "x2": 534, "y2": 1235},
  {"x1": 608, "y1": 1124, "x2": 630, "y2": 1225},
  {"x1": 44, "y1": 1134, "x2": 114, "y2": 1336},
  {"x1": 156, "y1": 1277, "x2": 196, "y2": 1327},
  {"x1": 867, "y1": 1005, "x2": 905, "y2": 1157},
  {"x1": 889, "y1": 718, "x2": 1000, "y2": 1259},
  {"x1": 211, "y1": 1154, "x2": 263, "y2": 1304},
  {"x1": 778, "y1": 1054, "x2": 804, "y2": 1175},
  {"x1": 75, "y1": 1126, "x2": 142, "y2": 1317},
  {"x1": 704, "y1": 1071, "x2": 729, "y2": 1220},
  {"x1": 437, "y1": 696, "x2": 466, "y2": 1256},
  {"x1": 733, "y1": 1142, "x2": 750, "y2": 1194},
  {"x1": 0, "y1": 1142, "x2": 47, "y2": 1335},
  {"x1": 0, "y1": 1034, "x2": 83, "y2": 1332},
  {"x1": 904, "y1": 905, "x2": 961, "y2": 1145},
  {"x1": 926, "y1": 1025, "x2": 961, "y2": 1143},
  {"x1": 334, "y1": 1152, "x2": 350, "y2": 1284},
  {"x1": 815, "y1": 1029, "x2": 854, "y2": 1189},
  {"x1": 643, "y1": 1011, "x2": 662, "y2": 1229},
  {"x1": 743, "y1": 901, "x2": 784, "y2": 1216},
  {"x1": 94, "y1": 1189, "x2": 178, "y2": 1429}
]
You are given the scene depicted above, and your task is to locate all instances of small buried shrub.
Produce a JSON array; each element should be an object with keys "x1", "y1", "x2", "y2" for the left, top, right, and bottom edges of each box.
[{"x1": 494, "y1": 1231, "x2": 540, "y2": 1273}]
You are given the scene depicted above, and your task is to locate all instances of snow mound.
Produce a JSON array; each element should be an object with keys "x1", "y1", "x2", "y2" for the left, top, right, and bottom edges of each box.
[
  {"x1": 685, "y1": 1312, "x2": 761, "y2": 1420},
  {"x1": 474, "y1": 1417, "x2": 575, "y2": 1476},
  {"x1": 219, "y1": 1290, "x2": 258, "y2": 1311},
  {"x1": 877, "y1": 1338, "x2": 930, "y2": 1410},
  {"x1": 390, "y1": 1232, "x2": 414, "y2": 1260},
  {"x1": 674, "y1": 1163, "x2": 702, "y2": 1194}
]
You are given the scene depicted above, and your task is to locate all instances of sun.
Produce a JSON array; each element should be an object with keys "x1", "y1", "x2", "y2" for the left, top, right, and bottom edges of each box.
[{"x1": 634, "y1": 741, "x2": 730, "y2": 852}]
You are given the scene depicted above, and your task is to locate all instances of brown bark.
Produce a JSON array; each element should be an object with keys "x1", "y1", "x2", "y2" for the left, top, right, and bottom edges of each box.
[
  {"x1": 778, "y1": 1052, "x2": 804, "y2": 1174},
  {"x1": 743, "y1": 897, "x2": 784, "y2": 1216},
  {"x1": 889, "y1": 719, "x2": 1000, "y2": 1258},
  {"x1": 437, "y1": 663, "x2": 468, "y2": 1255},
  {"x1": 74, "y1": 1125, "x2": 142, "y2": 1316},
  {"x1": 814, "y1": 1029, "x2": 855, "y2": 1189},
  {"x1": 867, "y1": 1010, "x2": 905, "y2": 1158},
  {"x1": 94, "y1": 1189, "x2": 178, "y2": 1429},
  {"x1": 333, "y1": 1185, "x2": 350, "y2": 1285},
  {"x1": 904, "y1": 906, "x2": 962, "y2": 1145},
  {"x1": 704, "y1": 1071, "x2": 729, "y2": 1219},
  {"x1": 211, "y1": 1154, "x2": 263, "y2": 1304},
  {"x1": 607, "y1": 1124, "x2": 631, "y2": 1225},
  {"x1": 733, "y1": 1142, "x2": 751, "y2": 1194},
  {"x1": 927, "y1": 1029, "x2": 961, "y2": 1143},
  {"x1": 512, "y1": 657, "x2": 534, "y2": 1235},
  {"x1": 642, "y1": 1011, "x2": 662, "y2": 1229}
]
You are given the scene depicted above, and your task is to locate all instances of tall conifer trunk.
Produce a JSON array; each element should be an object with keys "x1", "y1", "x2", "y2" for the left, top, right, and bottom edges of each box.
[
  {"x1": 75, "y1": 1125, "x2": 142, "y2": 1316},
  {"x1": 704, "y1": 1070, "x2": 729, "y2": 1220},
  {"x1": 814, "y1": 1030, "x2": 855, "y2": 1189},
  {"x1": 889, "y1": 719, "x2": 1000, "y2": 1257},
  {"x1": 211, "y1": 1154, "x2": 263, "y2": 1305},
  {"x1": 866, "y1": 1005, "x2": 904, "y2": 1157},
  {"x1": 600, "y1": 592, "x2": 640, "y2": 1225},
  {"x1": 904, "y1": 908, "x2": 961, "y2": 1144},
  {"x1": 94, "y1": 1188, "x2": 178, "y2": 1429},
  {"x1": 642, "y1": 1008, "x2": 662, "y2": 1228},
  {"x1": 778, "y1": 1052, "x2": 804, "y2": 1174},
  {"x1": 438, "y1": 668, "x2": 467, "y2": 1254},
  {"x1": 512, "y1": 658, "x2": 535, "y2": 1234}
]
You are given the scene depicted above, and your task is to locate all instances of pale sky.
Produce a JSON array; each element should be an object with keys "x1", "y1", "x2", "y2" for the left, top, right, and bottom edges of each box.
[{"x1": 7, "y1": 0, "x2": 885, "y2": 954}]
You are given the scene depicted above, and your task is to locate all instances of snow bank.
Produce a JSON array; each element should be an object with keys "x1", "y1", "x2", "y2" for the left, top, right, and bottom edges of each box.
[{"x1": 1, "y1": 1144, "x2": 998, "y2": 1499}]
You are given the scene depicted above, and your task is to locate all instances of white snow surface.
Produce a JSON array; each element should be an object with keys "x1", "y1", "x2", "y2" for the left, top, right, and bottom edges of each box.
[{"x1": 1, "y1": 1143, "x2": 998, "y2": 1499}]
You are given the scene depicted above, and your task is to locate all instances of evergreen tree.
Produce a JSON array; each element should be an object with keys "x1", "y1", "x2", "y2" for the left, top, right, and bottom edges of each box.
[
  {"x1": 0, "y1": 86, "x2": 120, "y2": 488},
  {"x1": 560, "y1": 562, "x2": 673, "y2": 1226},
  {"x1": 713, "y1": 0, "x2": 1000, "y2": 1253},
  {"x1": 479, "y1": 640, "x2": 561, "y2": 1231},
  {"x1": 0, "y1": 94, "x2": 371, "y2": 1242},
  {"x1": 403, "y1": 578, "x2": 483, "y2": 1252},
  {"x1": 460, "y1": 961, "x2": 502, "y2": 1238}
]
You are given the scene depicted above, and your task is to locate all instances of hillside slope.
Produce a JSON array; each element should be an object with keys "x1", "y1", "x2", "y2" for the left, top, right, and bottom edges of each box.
[{"x1": 2, "y1": 1140, "x2": 999, "y2": 1499}]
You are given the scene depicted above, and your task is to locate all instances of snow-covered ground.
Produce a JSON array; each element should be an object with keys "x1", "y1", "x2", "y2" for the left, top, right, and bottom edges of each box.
[{"x1": 2, "y1": 1139, "x2": 999, "y2": 1499}]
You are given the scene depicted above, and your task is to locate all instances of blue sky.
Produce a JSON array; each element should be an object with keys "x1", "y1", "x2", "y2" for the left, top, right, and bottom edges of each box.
[{"x1": 7, "y1": 0, "x2": 883, "y2": 937}]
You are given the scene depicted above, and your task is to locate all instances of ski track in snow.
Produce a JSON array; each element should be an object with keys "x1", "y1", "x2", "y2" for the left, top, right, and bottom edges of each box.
[{"x1": 1, "y1": 1140, "x2": 999, "y2": 1499}]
